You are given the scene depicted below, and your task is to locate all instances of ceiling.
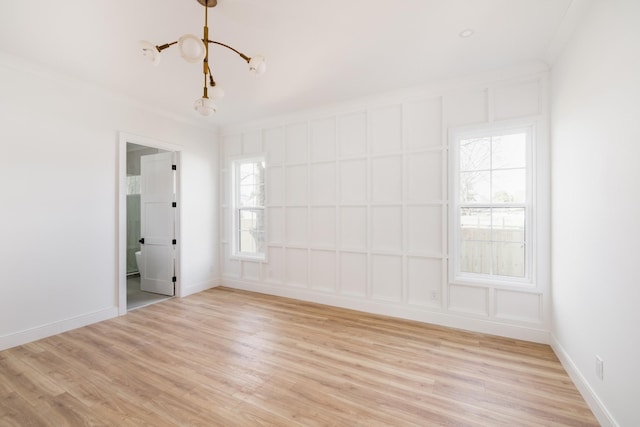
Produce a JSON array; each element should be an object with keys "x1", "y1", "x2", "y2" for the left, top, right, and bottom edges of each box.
[{"x1": 0, "y1": 0, "x2": 574, "y2": 129}]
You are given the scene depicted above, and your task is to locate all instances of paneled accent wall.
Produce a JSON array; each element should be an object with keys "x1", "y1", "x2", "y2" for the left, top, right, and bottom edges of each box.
[{"x1": 221, "y1": 70, "x2": 549, "y2": 343}]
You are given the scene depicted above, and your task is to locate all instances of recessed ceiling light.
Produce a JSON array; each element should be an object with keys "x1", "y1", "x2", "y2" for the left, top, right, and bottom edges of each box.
[{"x1": 459, "y1": 29, "x2": 475, "y2": 38}]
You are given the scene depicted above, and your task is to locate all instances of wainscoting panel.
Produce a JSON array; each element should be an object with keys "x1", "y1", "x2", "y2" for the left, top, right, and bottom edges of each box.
[
  {"x1": 404, "y1": 97, "x2": 442, "y2": 149},
  {"x1": 338, "y1": 112, "x2": 367, "y2": 158},
  {"x1": 449, "y1": 284, "x2": 489, "y2": 316},
  {"x1": 310, "y1": 207, "x2": 336, "y2": 248},
  {"x1": 339, "y1": 252, "x2": 368, "y2": 297},
  {"x1": 264, "y1": 127, "x2": 284, "y2": 165},
  {"x1": 445, "y1": 88, "x2": 488, "y2": 126},
  {"x1": 266, "y1": 166, "x2": 283, "y2": 205},
  {"x1": 406, "y1": 206, "x2": 442, "y2": 255},
  {"x1": 371, "y1": 206, "x2": 403, "y2": 252},
  {"x1": 285, "y1": 248, "x2": 308, "y2": 287},
  {"x1": 285, "y1": 122, "x2": 308, "y2": 164},
  {"x1": 371, "y1": 254, "x2": 403, "y2": 302},
  {"x1": 494, "y1": 289, "x2": 542, "y2": 323},
  {"x1": 310, "y1": 163, "x2": 336, "y2": 205},
  {"x1": 285, "y1": 207, "x2": 307, "y2": 247},
  {"x1": 371, "y1": 155, "x2": 403, "y2": 203},
  {"x1": 241, "y1": 130, "x2": 262, "y2": 154},
  {"x1": 310, "y1": 250, "x2": 337, "y2": 292},
  {"x1": 310, "y1": 117, "x2": 336, "y2": 162},
  {"x1": 407, "y1": 256, "x2": 443, "y2": 308},
  {"x1": 406, "y1": 151, "x2": 442, "y2": 202},
  {"x1": 285, "y1": 165, "x2": 307, "y2": 205},
  {"x1": 264, "y1": 246, "x2": 283, "y2": 284},
  {"x1": 339, "y1": 207, "x2": 368, "y2": 250},
  {"x1": 339, "y1": 159, "x2": 367, "y2": 204},
  {"x1": 371, "y1": 104, "x2": 403, "y2": 154},
  {"x1": 493, "y1": 78, "x2": 541, "y2": 120},
  {"x1": 241, "y1": 260, "x2": 261, "y2": 281}
]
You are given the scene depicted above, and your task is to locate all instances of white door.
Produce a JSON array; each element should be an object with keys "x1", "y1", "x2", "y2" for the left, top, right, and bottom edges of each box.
[{"x1": 140, "y1": 151, "x2": 176, "y2": 296}]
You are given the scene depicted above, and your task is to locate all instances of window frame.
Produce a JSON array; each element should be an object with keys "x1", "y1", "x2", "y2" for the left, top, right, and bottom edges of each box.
[
  {"x1": 231, "y1": 155, "x2": 266, "y2": 261},
  {"x1": 450, "y1": 122, "x2": 536, "y2": 288}
]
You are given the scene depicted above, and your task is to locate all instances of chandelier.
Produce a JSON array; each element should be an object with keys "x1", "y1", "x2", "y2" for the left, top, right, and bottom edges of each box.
[{"x1": 140, "y1": 0, "x2": 266, "y2": 116}]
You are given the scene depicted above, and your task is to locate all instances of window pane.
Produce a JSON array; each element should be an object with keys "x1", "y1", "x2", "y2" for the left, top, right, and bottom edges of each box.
[
  {"x1": 460, "y1": 208, "x2": 491, "y2": 275},
  {"x1": 239, "y1": 183, "x2": 264, "y2": 206},
  {"x1": 461, "y1": 208, "x2": 526, "y2": 277},
  {"x1": 460, "y1": 137, "x2": 491, "y2": 171},
  {"x1": 492, "y1": 169, "x2": 526, "y2": 203},
  {"x1": 460, "y1": 208, "x2": 491, "y2": 241},
  {"x1": 492, "y1": 208, "x2": 525, "y2": 242},
  {"x1": 460, "y1": 240, "x2": 492, "y2": 275},
  {"x1": 238, "y1": 161, "x2": 265, "y2": 207},
  {"x1": 126, "y1": 175, "x2": 141, "y2": 195},
  {"x1": 239, "y1": 162, "x2": 256, "y2": 180},
  {"x1": 492, "y1": 133, "x2": 526, "y2": 169},
  {"x1": 460, "y1": 171, "x2": 490, "y2": 203},
  {"x1": 492, "y1": 242, "x2": 525, "y2": 278},
  {"x1": 239, "y1": 209, "x2": 265, "y2": 254}
]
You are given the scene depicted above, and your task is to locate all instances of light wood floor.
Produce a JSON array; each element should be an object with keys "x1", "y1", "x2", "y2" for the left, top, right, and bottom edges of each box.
[{"x1": 0, "y1": 287, "x2": 598, "y2": 426}]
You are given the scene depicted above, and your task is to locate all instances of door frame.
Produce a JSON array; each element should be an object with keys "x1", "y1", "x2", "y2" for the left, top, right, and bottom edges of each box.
[{"x1": 117, "y1": 132, "x2": 182, "y2": 315}]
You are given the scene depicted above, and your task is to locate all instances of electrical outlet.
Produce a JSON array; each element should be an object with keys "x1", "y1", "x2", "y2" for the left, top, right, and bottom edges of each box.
[
  {"x1": 429, "y1": 291, "x2": 440, "y2": 301},
  {"x1": 595, "y1": 356, "x2": 604, "y2": 380}
]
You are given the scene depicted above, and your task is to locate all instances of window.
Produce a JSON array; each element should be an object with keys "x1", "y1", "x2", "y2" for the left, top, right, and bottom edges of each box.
[
  {"x1": 452, "y1": 125, "x2": 533, "y2": 284},
  {"x1": 232, "y1": 157, "x2": 266, "y2": 259},
  {"x1": 126, "y1": 175, "x2": 141, "y2": 195}
]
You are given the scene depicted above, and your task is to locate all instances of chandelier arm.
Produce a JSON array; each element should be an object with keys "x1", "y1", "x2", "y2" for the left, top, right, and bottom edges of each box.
[
  {"x1": 207, "y1": 65, "x2": 216, "y2": 86},
  {"x1": 156, "y1": 41, "x2": 178, "y2": 52},
  {"x1": 207, "y1": 40, "x2": 251, "y2": 63},
  {"x1": 203, "y1": 73, "x2": 208, "y2": 99},
  {"x1": 202, "y1": 4, "x2": 210, "y2": 98}
]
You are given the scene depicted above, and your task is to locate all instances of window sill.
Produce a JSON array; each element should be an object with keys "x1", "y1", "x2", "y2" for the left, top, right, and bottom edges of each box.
[
  {"x1": 451, "y1": 275, "x2": 537, "y2": 291},
  {"x1": 231, "y1": 254, "x2": 266, "y2": 263}
]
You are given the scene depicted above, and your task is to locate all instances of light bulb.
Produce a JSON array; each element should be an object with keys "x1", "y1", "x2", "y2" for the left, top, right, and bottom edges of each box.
[
  {"x1": 194, "y1": 97, "x2": 217, "y2": 116},
  {"x1": 140, "y1": 41, "x2": 161, "y2": 66},
  {"x1": 209, "y1": 85, "x2": 225, "y2": 100},
  {"x1": 179, "y1": 34, "x2": 206, "y2": 63},
  {"x1": 248, "y1": 55, "x2": 266, "y2": 75}
]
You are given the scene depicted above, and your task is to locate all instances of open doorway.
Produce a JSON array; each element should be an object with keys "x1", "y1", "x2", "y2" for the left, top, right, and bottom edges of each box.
[{"x1": 118, "y1": 133, "x2": 181, "y2": 314}]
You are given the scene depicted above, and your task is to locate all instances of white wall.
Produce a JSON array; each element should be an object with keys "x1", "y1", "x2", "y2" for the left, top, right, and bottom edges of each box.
[
  {"x1": 220, "y1": 64, "x2": 551, "y2": 343},
  {"x1": 0, "y1": 53, "x2": 219, "y2": 350},
  {"x1": 550, "y1": 1, "x2": 640, "y2": 426}
]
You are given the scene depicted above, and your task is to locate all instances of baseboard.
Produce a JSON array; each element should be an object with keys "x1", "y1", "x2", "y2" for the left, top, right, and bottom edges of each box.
[
  {"x1": 221, "y1": 278, "x2": 550, "y2": 344},
  {"x1": 551, "y1": 335, "x2": 618, "y2": 427},
  {"x1": 0, "y1": 306, "x2": 118, "y2": 351},
  {"x1": 181, "y1": 278, "x2": 220, "y2": 298}
]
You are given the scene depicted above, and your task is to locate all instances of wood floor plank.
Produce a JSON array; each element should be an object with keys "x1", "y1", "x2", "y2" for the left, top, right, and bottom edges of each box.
[
  {"x1": 0, "y1": 392, "x2": 50, "y2": 427},
  {"x1": 0, "y1": 287, "x2": 598, "y2": 426}
]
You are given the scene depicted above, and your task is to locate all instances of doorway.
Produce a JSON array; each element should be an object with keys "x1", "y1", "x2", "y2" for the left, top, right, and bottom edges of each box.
[{"x1": 118, "y1": 133, "x2": 181, "y2": 314}]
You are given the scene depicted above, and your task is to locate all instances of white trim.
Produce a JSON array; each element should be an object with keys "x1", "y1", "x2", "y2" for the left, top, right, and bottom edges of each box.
[
  {"x1": 551, "y1": 335, "x2": 618, "y2": 427},
  {"x1": 0, "y1": 307, "x2": 118, "y2": 351},
  {"x1": 117, "y1": 132, "x2": 183, "y2": 314},
  {"x1": 181, "y1": 279, "x2": 220, "y2": 298},
  {"x1": 222, "y1": 278, "x2": 550, "y2": 344}
]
